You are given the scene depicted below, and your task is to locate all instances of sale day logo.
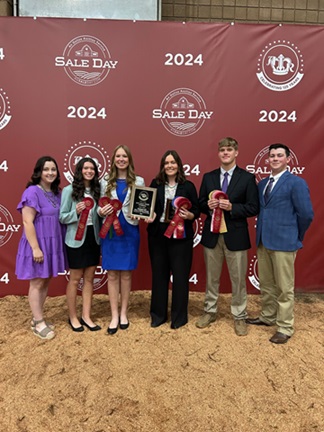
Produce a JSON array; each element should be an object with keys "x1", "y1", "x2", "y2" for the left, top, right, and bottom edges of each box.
[
  {"x1": 0, "y1": 204, "x2": 20, "y2": 248},
  {"x1": 60, "y1": 266, "x2": 108, "y2": 292},
  {"x1": 152, "y1": 88, "x2": 213, "y2": 137},
  {"x1": 0, "y1": 88, "x2": 11, "y2": 131},
  {"x1": 256, "y1": 40, "x2": 304, "y2": 91},
  {"x1": 246, "y1": 146, "x2": 305, "y2": 182},
  {"x1": 55, "y1": 35, "x2": 118, "y2": 86}
]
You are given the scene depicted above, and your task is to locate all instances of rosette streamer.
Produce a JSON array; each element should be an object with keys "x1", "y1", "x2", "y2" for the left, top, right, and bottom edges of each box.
[
  {"x1": 99, "y1": 197, "x2": 124, "y2": 239},
  {"x1": 74, "y1": 197, "x2": 94, "y2": 241},
  {"x1": 164, "y1": 196, "x2": 192, "y2": 239},
  {"x1": 209, "y1": 190, "x2": 228, "y2": 233}
]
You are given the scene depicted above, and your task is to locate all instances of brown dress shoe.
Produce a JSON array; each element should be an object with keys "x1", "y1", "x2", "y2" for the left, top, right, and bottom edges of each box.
[
  {"x1": 269, "y1": 332, "x2": 291, "y2": 344},
  {"x1": 246, "y1": 317, "x2": 271, "y2": 326},
  {"x1": 196, "y1": 313, "x2": 217, "y2": 329}
]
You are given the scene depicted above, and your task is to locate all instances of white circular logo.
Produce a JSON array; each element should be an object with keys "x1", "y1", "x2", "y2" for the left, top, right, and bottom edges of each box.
[
  {"x1": 0, "y1": 204, "x2": 20, "y2": 247},
  {"x1": 248, "y1": 254, "x2": 259, "y2": 290},
  {"x1": 153, "y1": 88, "x2": 213, "y2": 137},
  {"x1": 193, "y1": 217, "x2": 203, "y2": 248},
  {"x1": 256, "y1": 40, "x2": 304, "y2": 91},
  {"x1": 56, "y1": 35, "x2": 118, "y2": 86},
  {"x1": 246, "y1": 146, "x2": 304, "y2": 182},
  {"x1": 0, "y1": 88, "x2": 11, "y2": 131},
  {"x1": 63, "y1": 141, "x2": 111, "y2": 183}
]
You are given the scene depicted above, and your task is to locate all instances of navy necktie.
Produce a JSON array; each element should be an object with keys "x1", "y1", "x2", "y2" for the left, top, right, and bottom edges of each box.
[
  {"x1": 222, "y1": 172, "x2": 229, "y2": 193},
  {"x1": 264, "y1": 177, "x2": 274, "y2": 204}
]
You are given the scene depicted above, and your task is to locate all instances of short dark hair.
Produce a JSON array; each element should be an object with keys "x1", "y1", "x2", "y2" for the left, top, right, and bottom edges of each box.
[{"x1": 269, "y1": 143, "x2": 290, "y2": 157}]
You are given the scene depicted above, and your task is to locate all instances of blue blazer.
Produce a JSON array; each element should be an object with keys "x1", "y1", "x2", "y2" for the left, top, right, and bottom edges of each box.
[
  {"x1": 256, "y1": 171, "x2": 314, "y2": 251},
  {"x1": 59, "y1": 184, "x2": 101, "y2": 247}
]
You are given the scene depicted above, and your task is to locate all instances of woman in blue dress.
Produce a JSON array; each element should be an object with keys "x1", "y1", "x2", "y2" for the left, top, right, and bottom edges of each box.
[{"x1": 99, "y1": 145, "x2": 144, "y2": 334}]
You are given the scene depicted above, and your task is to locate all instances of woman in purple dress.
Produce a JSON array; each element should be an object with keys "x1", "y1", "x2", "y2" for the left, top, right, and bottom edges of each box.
[{"x1": 15, "y1": 156, "x2": 66, "y2": 340}]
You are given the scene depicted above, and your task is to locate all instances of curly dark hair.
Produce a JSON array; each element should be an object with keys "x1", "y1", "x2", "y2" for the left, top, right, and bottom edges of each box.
[
  {"x1": 155, "y1": 150, "x2": 186, "y2": 185},
  {"x1": 27, "y1": 156, "x2": 61, "y2": 195},
  {"x1": 71, "y1": 157, "x2": 100, "y2": 203}
]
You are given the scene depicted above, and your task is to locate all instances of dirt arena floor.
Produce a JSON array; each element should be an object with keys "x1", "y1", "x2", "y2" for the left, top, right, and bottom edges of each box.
[{"x1": 0, "y1": 291, "x2": 324, "y2": 432}]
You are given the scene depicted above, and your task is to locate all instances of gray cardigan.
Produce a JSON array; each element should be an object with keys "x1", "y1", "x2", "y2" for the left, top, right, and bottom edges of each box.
[{"x1": 59, "y1": 184, "x2": 101, "y2": 247}]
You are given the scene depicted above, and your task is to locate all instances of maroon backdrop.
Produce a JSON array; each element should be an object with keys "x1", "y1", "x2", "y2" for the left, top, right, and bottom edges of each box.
[{"x1": 0, "y1": 18, "x2": 323, "y2": 296}]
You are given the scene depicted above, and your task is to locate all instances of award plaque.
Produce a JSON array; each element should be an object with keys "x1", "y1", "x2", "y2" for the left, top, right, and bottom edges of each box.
[{"x1": 129, "y1": 186, "x2": 157, "y2": 219}]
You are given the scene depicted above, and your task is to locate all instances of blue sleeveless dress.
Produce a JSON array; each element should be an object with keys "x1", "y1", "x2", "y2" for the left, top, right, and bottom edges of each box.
[{"x1": 101, "y1": 179, "x2": 140, "y2": 271}]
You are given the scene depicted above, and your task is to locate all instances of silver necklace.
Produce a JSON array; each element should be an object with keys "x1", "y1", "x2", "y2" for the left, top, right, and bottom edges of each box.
[
  {"x1": 166, "y1": 182, "x2": 177, "y2": 189},
  {"x1": 38, "y1": 184, "x2": 58, "y2": 208}
]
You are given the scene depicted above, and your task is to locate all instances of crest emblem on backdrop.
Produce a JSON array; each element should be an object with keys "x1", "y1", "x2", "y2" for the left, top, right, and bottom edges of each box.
[
  {"x1": 0, "y1": 88, "x2": 11, "y2": 131},
  {"x1": 256, "y1": 40, "x2": 304, "y2": 91}
]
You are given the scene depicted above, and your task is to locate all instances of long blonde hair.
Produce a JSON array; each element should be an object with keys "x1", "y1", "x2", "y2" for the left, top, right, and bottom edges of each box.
[{"x1": 105, "y1": 145, "x2": 136, "y2": 197}]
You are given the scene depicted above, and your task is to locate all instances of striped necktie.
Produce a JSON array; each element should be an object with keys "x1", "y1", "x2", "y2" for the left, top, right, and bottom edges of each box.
[{"x1": 264, "y1": 177, "x2": 274, "y2": 204}]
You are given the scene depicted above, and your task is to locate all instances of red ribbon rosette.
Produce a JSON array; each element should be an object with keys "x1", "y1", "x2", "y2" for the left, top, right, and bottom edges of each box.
[
  {"x1": 164, "y1": 196, "x2": 192, "y2": 239},
  {"x1": 74, "y1": 197, "x2": 94, "y2": 241},
  {"x1": 209, "y1": 190, "x2": 228, "y2": 233},
  {"x1": 99, "y1": 197, "x2": 124, "y2": 239}
]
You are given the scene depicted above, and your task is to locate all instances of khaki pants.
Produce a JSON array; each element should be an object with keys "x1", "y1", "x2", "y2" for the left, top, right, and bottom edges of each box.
[
  {"x1": 203, "y1": 235, "x2": 248, "y2": 320},
  {"x1": 257, "y1": 244, "x2": 297, "y2": 337}
]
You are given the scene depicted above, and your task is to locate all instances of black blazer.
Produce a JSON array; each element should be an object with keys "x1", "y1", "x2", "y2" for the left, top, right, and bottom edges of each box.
[
  {"x1": 199, "y1": 166, "x2": 259, "y2": 250},
  {"x1": 147, "y1": 179, "x2": 200, "y2": 239}
]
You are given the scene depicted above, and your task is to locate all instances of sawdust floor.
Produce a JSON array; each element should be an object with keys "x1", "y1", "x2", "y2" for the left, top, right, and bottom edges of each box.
[{"x1": 0, "y1": 291, "x2": 324, "y2": 432}]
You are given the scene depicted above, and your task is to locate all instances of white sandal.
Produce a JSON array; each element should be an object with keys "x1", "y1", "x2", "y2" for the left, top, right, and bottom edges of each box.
[
  {"x1": 31, "y1": 318, "x2": 55, "y2": 330},
  {"x1": 32, "y1": 319, "x2": 55, "y2": 340}
]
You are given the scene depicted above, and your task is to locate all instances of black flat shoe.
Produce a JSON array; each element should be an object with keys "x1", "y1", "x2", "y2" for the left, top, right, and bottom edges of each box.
[
  {"x1": 68, "y1": 319, "x2": 84, "y2": 332},
  {"x1": 107, "y1": 326, "x2": 118, "y2": 335},
  {"x1": 119, "y1": 321, "x2": 129, "y2": 330},
  {"x1": 80, "y1": 318, "x2": 101, "y2": 332}
]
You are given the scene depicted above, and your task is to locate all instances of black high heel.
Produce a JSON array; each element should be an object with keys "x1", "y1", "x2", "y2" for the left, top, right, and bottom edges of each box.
[
  {"x1": 68, "y1": 319, "x2": 84, "y2": 332},
  {"x1": 80, "y1": 318, "x2": 101, "y2": 332}
]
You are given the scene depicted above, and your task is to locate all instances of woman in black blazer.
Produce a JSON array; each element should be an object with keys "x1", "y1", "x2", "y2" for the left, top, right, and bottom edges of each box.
[{"x1": 146, "y1": 150, "x2": 200, "y2": 329}]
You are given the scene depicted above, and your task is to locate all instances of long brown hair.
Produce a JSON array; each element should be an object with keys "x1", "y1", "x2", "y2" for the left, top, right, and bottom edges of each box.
[
  {"x1": 155, "y1": 150, "x2": 186, "y2": 185},
  {"x1": 105, "y1": 145, "x2": 136, "y2": 197},
  {"x1": 71, "y1": 157, "x2": 100, "y2": 202}
]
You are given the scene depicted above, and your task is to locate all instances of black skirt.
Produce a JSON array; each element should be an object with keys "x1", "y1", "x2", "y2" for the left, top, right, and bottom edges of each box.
[{"x1": 66, "y1": 226, "x2": 100, "y2": 269}]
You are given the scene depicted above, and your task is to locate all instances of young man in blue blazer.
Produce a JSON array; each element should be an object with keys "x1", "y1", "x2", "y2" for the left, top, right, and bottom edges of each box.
[{"x1": 247, "y1": 143, "x2": 314, "y2": 344}]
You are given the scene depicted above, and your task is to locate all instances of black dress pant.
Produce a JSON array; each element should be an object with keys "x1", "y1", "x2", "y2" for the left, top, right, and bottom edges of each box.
[{"x1": 148, "y1": 227, "x2": 193, "y2": 328}]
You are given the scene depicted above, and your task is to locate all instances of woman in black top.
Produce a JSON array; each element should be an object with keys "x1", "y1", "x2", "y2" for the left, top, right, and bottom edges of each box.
[{"x1": 146, "y1": 150, "x2": 200, "y2": 329}]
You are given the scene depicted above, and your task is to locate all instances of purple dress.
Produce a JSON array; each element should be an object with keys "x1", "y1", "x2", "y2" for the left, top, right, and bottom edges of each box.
[{"x1": 15, "y1": 185, "x2": 66, "y2": 280}]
